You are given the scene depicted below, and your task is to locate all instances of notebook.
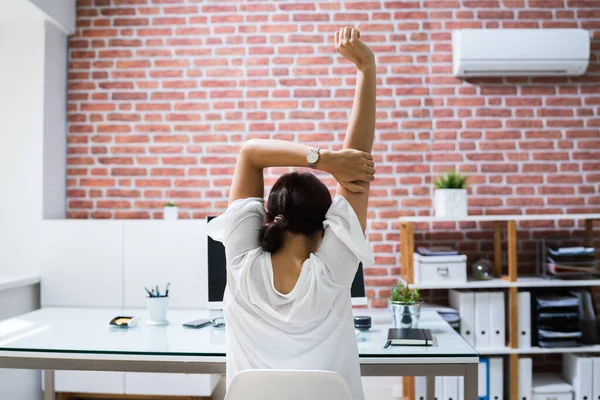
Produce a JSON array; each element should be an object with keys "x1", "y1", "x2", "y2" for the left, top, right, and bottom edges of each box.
[{"x1": 384, "y1": 328, "x2": 433, "y2": 347}]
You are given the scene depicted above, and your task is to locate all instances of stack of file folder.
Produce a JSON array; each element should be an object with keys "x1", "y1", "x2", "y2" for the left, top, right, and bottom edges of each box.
[
  {"x1": 538, "y1": 242, "x2": 598, "y2": 279},
  {"x1": 534, "y1": 294, "x2": 582, "y2": 348}
]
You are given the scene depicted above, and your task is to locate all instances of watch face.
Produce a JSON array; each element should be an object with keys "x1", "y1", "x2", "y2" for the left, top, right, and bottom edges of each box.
[{"x1": 307, "y1": 151, "x2": 319, "y2": 164}]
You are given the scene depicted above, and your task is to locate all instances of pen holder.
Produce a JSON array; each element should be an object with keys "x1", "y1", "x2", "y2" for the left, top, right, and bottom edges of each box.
[{"x1": 146, "y1": 296, "x2": 169, "y2": 326}]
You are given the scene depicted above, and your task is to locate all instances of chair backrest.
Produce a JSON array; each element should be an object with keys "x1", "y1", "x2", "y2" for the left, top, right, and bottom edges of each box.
[{"x1": 225, "y1": 369, "x2": 354, "y2": 400}]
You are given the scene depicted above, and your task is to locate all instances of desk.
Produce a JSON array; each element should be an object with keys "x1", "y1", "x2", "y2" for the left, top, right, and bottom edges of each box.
[{"x1": 0, "y1": 308, "x2": 478, "y2": 400}]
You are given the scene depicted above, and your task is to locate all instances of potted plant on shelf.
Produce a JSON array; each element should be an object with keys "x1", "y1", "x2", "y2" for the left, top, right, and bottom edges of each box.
[
  {"x1": 434, "y1": 171, "x2": 468, "y2": 218},
  {"x1": 390, "y1": 281, "x2": 422, "y2": 329},
  {"x1": 163, "y1": 202, "x2": 178, "y2": 221}
]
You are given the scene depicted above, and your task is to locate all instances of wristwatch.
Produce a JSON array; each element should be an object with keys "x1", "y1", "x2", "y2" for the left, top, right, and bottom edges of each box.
[{"x1": 306, "y1": 148, "x2": 321, "y2": 169}]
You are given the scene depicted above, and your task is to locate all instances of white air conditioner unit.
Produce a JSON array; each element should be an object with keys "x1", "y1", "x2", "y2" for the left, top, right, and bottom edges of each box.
[{"x1": 452, "y1": 29, "x2": 590, "y2": 78}]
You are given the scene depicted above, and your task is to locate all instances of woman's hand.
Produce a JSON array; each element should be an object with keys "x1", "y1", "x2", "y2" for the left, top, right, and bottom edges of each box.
[
  {"x1": 320, "y1": 149, "x2": 375, "y2": 193},
  {"x1": 335, "y1": 27, "x2": 375, "y2": 72}
]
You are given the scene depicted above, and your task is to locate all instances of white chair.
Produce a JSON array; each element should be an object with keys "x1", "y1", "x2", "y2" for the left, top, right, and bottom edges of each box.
[{"x1": 224, "y1": 369, "x2": 354, "y2": 400}]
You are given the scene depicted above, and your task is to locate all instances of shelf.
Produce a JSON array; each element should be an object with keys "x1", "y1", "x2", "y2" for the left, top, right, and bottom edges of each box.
[
  {"x1": 403, "y1": 277, "x2": 600, "y2": 290},
  {"x1": 513, "y1": 345, "x2": 600, "y2": 354},
  {"x1": 477, "y1": 344, "x2": 600, "y2": 355},
  {"x1": 514, "y1": 277, "x2": 600, "y2": 288},
  {"x1": 398, "y1": 213, "x2": 600, "y2": 223},
  {"x1": 477, "y1": 347, "x2": 514, "y2": 355},
  {"x1": 403, "y1": 278, "x2": 511, "y2": 289}
]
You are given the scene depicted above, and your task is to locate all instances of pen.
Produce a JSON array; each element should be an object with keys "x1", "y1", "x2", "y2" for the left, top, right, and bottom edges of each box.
[
  {"x1": 165, "y1": 282, "x2": 170, "y2": 297},
  {"x1": 156, "y1": 285, "x2": 160, "y2": 298},
  {"x1": 151, "y1": 288, "x2": 155, "y2": 297},
  {"x1": 145, "y1": 287, "x2": 154, "y2": 298}
]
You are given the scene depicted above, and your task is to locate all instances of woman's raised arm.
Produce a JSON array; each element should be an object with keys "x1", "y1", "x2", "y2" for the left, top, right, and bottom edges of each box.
[{"x1": 334, "y1": 27, "x2": 376, "y2": 231}]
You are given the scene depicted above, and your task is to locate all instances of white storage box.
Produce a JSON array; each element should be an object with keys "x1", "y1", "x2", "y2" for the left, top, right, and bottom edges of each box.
[
  {"x1": 532, "y1": 374, "x2": 572, "y2": 400},
  {"x1": 413, "y1": 253, "x2": 467, "y2": 285}
]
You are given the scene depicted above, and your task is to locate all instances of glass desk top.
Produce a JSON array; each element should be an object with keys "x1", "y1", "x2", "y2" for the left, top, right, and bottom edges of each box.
[{"x1": 0, "y1": 308, "x2": 477, "y2": 361}]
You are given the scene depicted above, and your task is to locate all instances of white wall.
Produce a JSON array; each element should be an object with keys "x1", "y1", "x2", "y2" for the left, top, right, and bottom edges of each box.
[
  {"x1": 43, "y1": 21, "x2": 67, "y2": 219},
  {"x1": 0, "y1": 17, "x2": 68, "y2": 398},
  {"x1": 28, "y1": 0, "x2": 76, "y2": 34},
  {"x1": 0, "y1": 22, "x2": 46, "y2": 276}
]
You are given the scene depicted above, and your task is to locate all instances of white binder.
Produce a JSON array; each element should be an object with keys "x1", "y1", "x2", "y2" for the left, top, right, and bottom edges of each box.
[
  {"x1": 563, "y1": 353, "x2": 593, "y2": 400},
  {"x1": 592, "y1": 357, "x2": 600, "y2": 400},
  {"x1": 443, "y1": 377, "x2": 459, "y2": 400},
  {"x1": 475, "y1": 292, "x2": 491, "y2": 348},
  {"x1": 593, "y1": 357, "x2": 600, "y2": 400},
  {"x1": 489, "y1": 357, "x2": 504, "y2": 400},
  {"x1": 458, "y1": 377, "x2": 464, "y2": 400},
  {"x1": 519, "y1": 357, "x2": 533, "y2": 400},
  {"x1": 416, "y1": 376, "x2": 427, "y2": 400},
  {"x1": 517, "y1": 292, "x2": 531, "y2": 348},
  {"x1": 489, "y1": 292, "x2": 505, "y2": 348},
  {"x1": 450, "y1": 290, "x2": 476, "y2": 346},
  {"x1": 436, "y1": 376, "x2": 444, "y2": 400}
]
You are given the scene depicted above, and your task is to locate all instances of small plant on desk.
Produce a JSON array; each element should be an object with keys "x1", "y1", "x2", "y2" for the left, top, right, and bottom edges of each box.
[
  {"x1": 390, "y1": 281, "x2": 422, "y2": 329},
  {"x1": 391, "y1": 281, "x2": 421, "y2": 304}
]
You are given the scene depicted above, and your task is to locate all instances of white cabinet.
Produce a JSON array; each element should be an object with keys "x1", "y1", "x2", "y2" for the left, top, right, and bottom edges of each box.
[
  {"x1": 125, "y1": 373, "x2": 220, "y2": 397},
  {"x1": 39, "y1": 220, "x2": 216, "y2": 397},
  {"x1": 40, "y1": 221, "x2": 124, "y2": 307},
  {"x1": 123, "y1": 221, "x2": 208, "y2": 309},
  {"x1": 53, "y1": 371, "x2": 125, "y2": 395}
]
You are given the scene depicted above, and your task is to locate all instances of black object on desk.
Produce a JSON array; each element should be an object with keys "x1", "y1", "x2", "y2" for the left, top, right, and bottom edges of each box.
[
  {"x1": 354, "y1": 316, "x2": 371, "y2": 331},
  {"x1": 384, "y1": 328, "x2": 433, "y2": 348}
]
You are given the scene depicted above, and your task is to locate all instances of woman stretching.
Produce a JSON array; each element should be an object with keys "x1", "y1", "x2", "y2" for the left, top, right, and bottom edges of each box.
[{"x1": 206, "y1": 27, "x2": 376, "y2": 400}]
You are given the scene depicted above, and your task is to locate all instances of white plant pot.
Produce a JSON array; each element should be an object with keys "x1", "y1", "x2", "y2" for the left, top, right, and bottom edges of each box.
[
  {"x1": 434, "y1": 189, "x2": 467, "y2": 218},
  {"x1": 163, "y1": 206, "x2": 178, "y2": 220}
]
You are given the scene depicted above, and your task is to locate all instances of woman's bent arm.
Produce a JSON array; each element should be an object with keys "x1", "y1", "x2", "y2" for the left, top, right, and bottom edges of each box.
[{"x1": 229, "y1": 139, "x2": 374, "y2": 204}]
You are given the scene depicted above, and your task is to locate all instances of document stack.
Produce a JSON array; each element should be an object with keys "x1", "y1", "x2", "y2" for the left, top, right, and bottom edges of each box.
[
  {"x1": 449, "y1": 290, "x2": 505, "y2": 349},
  {"x1": 534, "y1": 294, "x2": 582, "y2": 348},
  {"x1": 537, "y1": 243, "x2": 597, "y2": 279}
]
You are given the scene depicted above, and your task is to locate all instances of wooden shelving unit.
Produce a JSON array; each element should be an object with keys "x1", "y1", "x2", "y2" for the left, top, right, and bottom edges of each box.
[{"x1": 398, "y1": 213, "x2": 600, "y2": 400}]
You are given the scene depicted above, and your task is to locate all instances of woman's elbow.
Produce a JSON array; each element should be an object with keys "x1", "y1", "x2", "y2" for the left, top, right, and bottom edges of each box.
[{"x1": 239, "y1": 139, "x2": 261, "y2": 165}]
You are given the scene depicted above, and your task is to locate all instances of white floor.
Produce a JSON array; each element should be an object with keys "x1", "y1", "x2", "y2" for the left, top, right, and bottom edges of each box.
[{"x1": 362, "y1": 377, "x2": 403, "y2": 400}]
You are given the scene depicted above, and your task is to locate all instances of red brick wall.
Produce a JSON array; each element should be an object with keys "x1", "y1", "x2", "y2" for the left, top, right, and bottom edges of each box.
[{"x1": 67, "y1": 0, "x2": 600, "y2": 307}]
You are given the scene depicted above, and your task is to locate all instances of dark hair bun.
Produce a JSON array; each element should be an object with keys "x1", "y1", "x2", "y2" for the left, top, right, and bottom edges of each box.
[
  {"x1": 260, "y1": 172, "x2": 333, "y2": 253},
  {"x1": 259, "y1": 214, "x2": 287, "y2": 252},
  {"x1": 273, "y1": 214, "x2": 288, "y2": 228}
]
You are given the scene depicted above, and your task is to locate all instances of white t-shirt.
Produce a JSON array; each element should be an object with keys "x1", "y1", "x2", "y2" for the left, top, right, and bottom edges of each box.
[{"x1": 206, "y1": 195, "x2": 374, "y2": 400}]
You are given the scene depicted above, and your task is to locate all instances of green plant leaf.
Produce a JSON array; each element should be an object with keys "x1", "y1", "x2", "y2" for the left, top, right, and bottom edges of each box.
[{"x1": 434, "y1": 171, "x2": 468, "y2": 189}]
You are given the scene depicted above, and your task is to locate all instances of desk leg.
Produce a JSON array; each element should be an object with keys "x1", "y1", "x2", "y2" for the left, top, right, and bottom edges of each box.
[
  {"x1": 426, "y1": 376, "x2": 435, "y2": 400},
  {"x1": 44, "y1": 370, "x2": 55, "y2": 400},
  {"x1": 464, "y1": 363, "x2": 478, "y2": 400}
]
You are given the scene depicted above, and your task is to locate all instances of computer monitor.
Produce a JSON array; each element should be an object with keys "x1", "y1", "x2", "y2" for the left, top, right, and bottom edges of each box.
[{"x1": 207, "y1": 216, "x2": 368, "y2": 309}]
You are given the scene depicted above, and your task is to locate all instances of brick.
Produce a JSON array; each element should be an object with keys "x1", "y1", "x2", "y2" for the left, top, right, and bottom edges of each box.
[
  {"x1": 97, "y1": 200, "x2": 131, "y2": 209},
  {"x1": 152, "y1": 17, "x2": 186, "y2": 25},
  {"x1": 111, "y1": 168, "x2": 146, "y2": 176},
  {"x1": 114, "y1": 211, "x2": 149, "y2": 219},
  {"x1": 80, "y1": 178, "x2": 115, "y2": 187}
]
